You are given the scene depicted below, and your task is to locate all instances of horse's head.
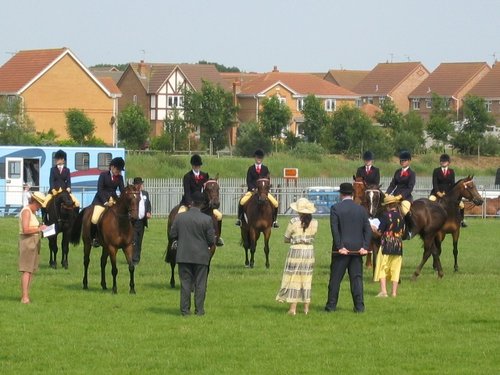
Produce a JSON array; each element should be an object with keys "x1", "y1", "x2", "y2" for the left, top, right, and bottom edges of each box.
[
  {"x1": 203, "y1": 178, "x2": 220, "y2": 209},
  {"x1": 364, "y1": 184, "x2": 384, "y2": 218},
  {"x1": 457, "y1": 176, "x2": 484, "y2": 206},
  {"x1": 256, "y1": 178, "x2": 271, "y2": 204},
  {"x1": 123, "y1": 185, "x2": 141, "y2": 220},
  {"x1": 352, "y1": 176, "x2": 366, "y2": 204}
]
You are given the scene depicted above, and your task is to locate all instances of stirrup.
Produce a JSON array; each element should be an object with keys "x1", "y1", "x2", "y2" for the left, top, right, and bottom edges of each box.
[
  {"x1": 272, "y1": 221, "x2": 280, "y2": 228},
  {"x1": 235, "y1": 219, "x2": 242, "y2": 227},
  {"x1": 92, "y1": 238, "x2": 100, "y2": 248},
  {"x1": 216, "y1": 237, "x2": 224, "y2": 246}
]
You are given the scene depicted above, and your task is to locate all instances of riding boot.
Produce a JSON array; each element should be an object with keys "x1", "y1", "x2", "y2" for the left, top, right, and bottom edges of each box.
[
  {"x1": 272, "y1": 207, "x2": 280, "y2": 228},
  {"x1": 216, "y1": 220, "x2": 224, "y2": 246},
  {"x1": 91, "y1": 224, "x2": 100, "y2": 247},
  {"x1": 460, "y1": 208, "x2": 467, "y2": 227},
  {"x1": 235, "y1": 204, "x2": 243, "y2": 226},
  {"x1": 403, "y1": 213, "x2": 412, "y2": 240}
]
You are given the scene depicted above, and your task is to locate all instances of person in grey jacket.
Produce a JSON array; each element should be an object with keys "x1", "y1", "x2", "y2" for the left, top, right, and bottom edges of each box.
[
  {"x1": 325, "y1": 182, "x2": 371, "y2": 313},
  {"x1": 170, "y1": 191, "x2": 215, "y2": 316}
]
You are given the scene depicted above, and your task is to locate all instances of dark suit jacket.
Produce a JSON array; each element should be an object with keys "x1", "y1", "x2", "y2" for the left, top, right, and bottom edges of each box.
[
  {"x1": 170, "y1": 207, "x2": 215, "y2": 266},
  {"x1": 181, "y1": 171, "x2": 209, "y2": 206},
  {"x1": 92, "y1": 171, "x2": 125, "y2": 205},
  {"x1": 386, "y1": 168, "x2": 416, "y2": 200},
  {"x1": 138, "y1": 190, "x2": 152, "y2": 227},
  {"x1": 49, "y1": 166, "x2": 71, "y2": 190},
  {"x1": 431, "y1": 167, "x2": 455, "y2": 195},
  {"x1": 355, "y1": 165, "x2": 380, "y2": 186},
  {"x1": 246, "y1": 164, "x2": 270, "y2": 191},
  {"x1": 330, "y1": 198, "x2": 371, "y2": 251}
]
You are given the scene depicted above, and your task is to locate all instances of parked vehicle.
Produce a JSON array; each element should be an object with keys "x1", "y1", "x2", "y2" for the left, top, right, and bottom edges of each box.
[{"x1": 306, "y1": 186, "x2": 340, "y2": 215}]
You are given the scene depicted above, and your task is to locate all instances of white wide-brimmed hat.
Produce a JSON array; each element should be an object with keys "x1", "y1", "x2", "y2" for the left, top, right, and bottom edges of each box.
[
  {"x1": 31, "y1": 191, "x2": 47, "y2": 207},
  {"x1": 290, "y1": 198, "x2": 316, "y2": 214}
]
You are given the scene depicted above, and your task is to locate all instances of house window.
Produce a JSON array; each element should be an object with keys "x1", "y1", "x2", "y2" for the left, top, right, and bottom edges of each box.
[
  {"x1": 98, "y1": 153, "x2": 112, "y2": 170},
  {"x1": 356, "y1": 99, "x2": 363, "y2": 107},
  {"x1": 426, "y1": 99, "x2": 432, "y2": 109},
  {"x1": 133, "y1": 95, "x2": 138, "y2": 104},
  {"x1": 367, "y1": 97, "x2": 374, "y2": 105},
  {"x1": 379, "y1": 97, "x2": 385, "y2": 105},
  {"x1": 486, "y1": 100, "x2": 492, "y2": 112},
  {"x1": 168, "y1": 95, "x2": 184, "y2": 108},
  {"x1": 150, "y1": 95, "x2": 156, "y2": 108},
  {"x1": 324, "y1": 99, "x2": 336, "y2": 112},
  {"x1": 75, "y1": 152, "x2": 89, "y2": 171},
  {"x1": 412, "y1": 99, "x2": 420, "y2": 110},
  {"x1": 297, "y1": 98, "x2": 304, "y2": 111},
  {"x1": 277, "y1": 96, "x2": 286, "y2": 105}
]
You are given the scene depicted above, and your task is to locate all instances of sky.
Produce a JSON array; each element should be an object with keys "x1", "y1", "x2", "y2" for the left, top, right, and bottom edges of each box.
[{"x1": 2, "y1": 0, "x2": 499, "y2": 73}]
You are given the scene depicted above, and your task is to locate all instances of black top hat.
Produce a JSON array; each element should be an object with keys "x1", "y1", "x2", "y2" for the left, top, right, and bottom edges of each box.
[
  {"x1": 133, "y1": 177, "x2": 144, "y2": 185},
  {"x1": 190, "y1": 154, "x2": 203, "y2": 166},
  {"x1": 254, "y1": 149, "x2": 265, "y2": 158},
  {"x1": 439, "y1": 153, "x2": 450, "y2": 163},
  {"x1": 54, "y1": 149, "x2": 67, "y2": 160},
  {"x1": 399, "y1": 150, "x2": 411, "y2": 161},
  {"x1": 339, "y1": 182, "x2": 354, "y2": 195},
  {"x1": 191, "y1": 191, "x2": 205, "y2": 204},
  {"x1": 363, "y1": 150, "x2": 374, "y2": 161},
  {"x1": 110, "y1": 157, "x2": 125, "y2": 171}
]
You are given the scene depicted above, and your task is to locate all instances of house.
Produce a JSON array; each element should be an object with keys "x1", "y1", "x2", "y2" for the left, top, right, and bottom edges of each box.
[
  {"x1": 0, "y1": 48, "x2": 121, "y2": 145},
  {"x1": 117, "y1": 62, "x2": 229, "y2": 137},
  {"x1": 353, "y1": 62, "x2": 430, "y2": 113},
  {"x1": 323, "y1": 69, "x2": 369, "y2": 91},
  {"x1": 409, "y1": 62, "x2": 490, "y2": 121},
  {"x1": 467, "y1": 63, "x2": 500, "y2": 125},
  {"x1": 236, "y1": 67, "x2": 359, "y2": 136},
  {"x1": 90, "y1": 66, "x2": 124, "y2": 84}
]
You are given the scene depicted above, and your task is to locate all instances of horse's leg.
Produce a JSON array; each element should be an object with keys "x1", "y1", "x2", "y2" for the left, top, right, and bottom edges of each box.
[
  {"x1": 108, "y1": 249, "x2": 119, "y2": 294},
  {"x1": 61, "y1": 231, "x2": 69, "y2": 269},
  {"x1": 100, "y1": 248, "x2": 109, "y2": 290},
  {"x1": 83, "y1": 244, "x2": 90, "y2": 289},
  {"x1": 123, "y1": 244, "x2": 136, "y2": 294},
  {"x1": 452, "y1": 229, "x2": 460, "y2": 272},
  {"x1": 48, "y1": 235, "x2": 57, "y2": 269},
  {"x1": 250, "y1": 230, "x2": 260, "y2": 268},
  {"x1": 263, "y1": 229, "x2": 271, "y2": 269},
  {"x1": 412, "y1": 236, "x2": 434, "y2": 280},
  {"x1": 242, "y1": 227, "x2": 250, "y2": 267}
]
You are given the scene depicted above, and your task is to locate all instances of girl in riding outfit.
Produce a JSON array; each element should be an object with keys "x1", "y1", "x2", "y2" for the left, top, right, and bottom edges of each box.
[
  {"x1": 429, "y1": 153, "x2": 467, "y2": 227},
  {"x1": 179, "y1": 154, "x2": 224, "y2": 247},
  {"x1": 355, "y1": 150, "x2": 380, "y2": 186},
  {"x1": 90, "y1": 157, "x2": 125, "y2": 247},
  {"x1": 44, "y1": 149, "x2": 80, "y2": 207},
  {"x1": 386, "y1": 150, "x2": 416, "y2": 239},
  {"x1": 235, "y1": 149, "x2": 279, "y2": 228}
]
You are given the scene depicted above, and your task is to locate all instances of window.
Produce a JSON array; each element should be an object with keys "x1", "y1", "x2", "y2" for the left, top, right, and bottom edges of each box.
[
  {"x1": 356, "y1": 99, "x2": 363, "y2": 107},
  {"x1": 98, "y1": 153, "x2": 112, "y2": 170},
  {"x1": 486, "y1": 100, "x2": 492, "y2": 112},
  {"x1": 133, "y1": 95, "x2": 137, "y2": 104},
  {"x1": 412, "y1": 99, "x2": 420, "y2": 110},
  {"x1": 278, "y1": 96, "x2": 286, "y2": 105},
  {"x1": 324, "y1": 99, "x2": 336, "y2": 112},
  {"x1": 297, "y1": 98, "x2": 304, "y2": 111},
  {"x1": 167, "y1": 95, "x2": 184, "y2": 108},
  {"x1": 75, "y1": 152, "x2": 89, "y2": 171},
  {"x1": 367, "y1": 97, "x2": 374, "y2": 105},
  {"x1": 426, "y1": 99, "x2": 432, "y2": 109},
  {"x1": 379, "y1": 97, "x2": 385, "y2": 105},
  {"x1": 150, "y1": 95, "x2": 156, "y2": 108},
  {"x1": 8, "y1": 160, "x2": 21, "y2": 179}
]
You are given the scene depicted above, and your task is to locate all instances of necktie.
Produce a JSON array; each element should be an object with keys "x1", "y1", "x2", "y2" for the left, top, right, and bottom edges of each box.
[
  {"x1": 112, "y1": 175, "x2": 118, "y2": 182},
  {"x1": 256, "y1": 165, "x2": 261, "y2": 174},
  {"x1": 195, "y1": 174, "x2": 201, "y2": 182},
  {"x1": 366, "y1": 166, "x2": 370, "y2": 174},
  {"x1": 442, "y1": 168, "x2": 447, "y2": 176},
  {"x1": 401, "y1": 170, "x2": 408, "y2": 177}
]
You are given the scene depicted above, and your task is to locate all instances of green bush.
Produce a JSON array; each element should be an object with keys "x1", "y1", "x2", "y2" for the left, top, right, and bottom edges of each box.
[
  {"x1": 480, "y1": 135, "x2": 500, "y2": 156},
  {"x1": 289, "y1": 142, "x2": 325, "y2": 161},
  {"x1": 150, "y1": 134, "x2": 172, "y2": 152},
  {"x1": 235, "y1": 121, "x2": 272, "y2": 157}
]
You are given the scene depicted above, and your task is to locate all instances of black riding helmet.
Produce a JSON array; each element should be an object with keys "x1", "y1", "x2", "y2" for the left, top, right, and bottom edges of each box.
[
  {"x1": 110, "y1": 157, "x2": 125, "y2": 171},
  {"x1": 54, "y1": 149, "x2": 67, "y2": 161},
  {"x1": 399, "y1": 150, "x2": 411, "y2": 161},
  {"x1": 440, "y1": 153, "x2": 451, "y2": 163},
  {"x1": 363, "y1": 150, "x2": 374, "y2": 161},
  {"x1": 254, "y1": 149, "x2": 265, "y2": 158},
  {"x1": 190, "y1": 154, "x2": 203, "y2": 166}
]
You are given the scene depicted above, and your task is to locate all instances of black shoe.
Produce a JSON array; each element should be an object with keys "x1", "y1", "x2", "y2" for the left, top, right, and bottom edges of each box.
[
  {"x1": 324, "y1": 306, "x2": 336, "y2": 313},
  {"x1": 353, "y1": 307, "x2": 365, "y2": 313},
  {"x1": 92, "y1": 238, "x2": 100, "y2": 248},
  {"x1": 461, "y1": 221, "x2": 468, "y2": 228},
  {"x1": 272, "y1": 221, "x2": 280, "y2": 228},
  {"x1": 235, "y1": 219, "x2": 242, "y2": 227},
  {"x1": 216, "y1": 237, "x2": 224, "y2": 247}
]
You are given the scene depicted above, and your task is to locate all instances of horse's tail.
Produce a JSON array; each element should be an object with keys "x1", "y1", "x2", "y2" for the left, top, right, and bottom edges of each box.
[{"x1": 70, "y1": 207, "x2": 86, "y2": 246}]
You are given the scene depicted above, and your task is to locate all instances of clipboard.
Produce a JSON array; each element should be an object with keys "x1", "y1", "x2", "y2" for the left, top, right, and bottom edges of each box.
[{"x1": 42, "y1": 224, "x2": 56, "y2": 237}]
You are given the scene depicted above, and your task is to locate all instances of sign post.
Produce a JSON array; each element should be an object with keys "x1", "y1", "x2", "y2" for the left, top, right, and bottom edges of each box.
[{"x1": 283, "y1": 168, "x2": 299, "y2": 187}]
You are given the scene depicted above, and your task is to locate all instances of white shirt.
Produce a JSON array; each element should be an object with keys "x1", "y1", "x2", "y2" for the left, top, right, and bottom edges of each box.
[{"x1": 138, "y1": 192, "x2": 145, "y2": 219}]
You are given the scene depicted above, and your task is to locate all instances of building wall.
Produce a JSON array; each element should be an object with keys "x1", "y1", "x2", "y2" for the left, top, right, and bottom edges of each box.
[
  {"x1": 391, "y1": 67, "x2": 430, "y2": 114},
  {"x1": 22, "y1": 54, "x2": 116, "y2": 144}
]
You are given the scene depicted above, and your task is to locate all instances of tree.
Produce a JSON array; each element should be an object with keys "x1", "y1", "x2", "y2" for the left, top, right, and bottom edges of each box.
[
  {"x1": 375, "y1": 99, "x2": 404, "y2": 132},
  {"x1": 395, "y1": 110, "x2": 426, "y2": 155},
  {"x1": 0, "y1": 97, "x2": 37, "y2": 145},
  {"x1": 259, "y1": 96, "x2": 292, "y2": 151},
  {"x1": 197, "y1": 60, "x2": 240, "y2": 73},
  {"x1": 164, "y1": 108, "x2": 189, "y2": 151},
  {"x1": 65, "y1": 108, "x2": 96, "y2": 145},
  {"x1": 427, "y1": 93, "x2": 454, "y2": 151},
  {"x1": 235, "y1": 121, "x2": 272, "y2": 157},
  {"x1": 451, "y1": 95, "x2": 495, "y2": 155},
  {"x1": 183, "y1": 80, "x2": 238, "y2": 153},
  {"x1": 117, "y1": 104, "x2": 151, "y2": 149},
  {"x1": 301, "y1": 94, "x2": 329, "y2": 143}
]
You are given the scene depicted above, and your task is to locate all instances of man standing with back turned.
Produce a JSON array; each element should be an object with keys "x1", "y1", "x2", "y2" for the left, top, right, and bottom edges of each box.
[
  {"x1": 325, "y1": 182, "x2": 372, "y2": 313},
  {"x1": 170, "y1": 191, "x2": 215, "y2": 316}
]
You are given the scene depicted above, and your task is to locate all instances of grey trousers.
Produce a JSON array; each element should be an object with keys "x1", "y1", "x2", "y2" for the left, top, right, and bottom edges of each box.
[{"x1": 178, "y1": 263, "x2": 209, "y2": 315}]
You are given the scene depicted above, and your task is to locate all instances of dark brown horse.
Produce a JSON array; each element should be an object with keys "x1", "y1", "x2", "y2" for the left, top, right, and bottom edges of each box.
[
  {"x1": 165, "y1": 178, "x2": 221, "y2": 288},
  {"x1": 411, "y1": 176, "x2": 483, "y2": 279},
  {"x1": 464, "y1": 196, "x2": 500, "y2": 217},
  {"x1": 43, "y1": 190, "x2": 79, "y2": 269},
  {"x1": 240, "y1": 178, "x2": 273, "y2": 268},
  {"x1": 70, "y1": 185, "x2": 140, "y2": 293}
]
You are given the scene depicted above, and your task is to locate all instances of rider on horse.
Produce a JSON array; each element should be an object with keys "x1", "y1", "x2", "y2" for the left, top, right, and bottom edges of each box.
[
  {"x1": 90, "y1": 157, "x2": 125, "y2": 247},
  {"x1": 386, "y1": 150, "x2": 416, "y2": 239},
  {"x1": 235, "y1": 149, "x2": 279, "y2": 228},
  {"x1": 429, "y1": 153, "x2": 467, "y2": 227},
  {"x1": 44, "y1": 149, "x2": 80, "y2": 208},
  {"x1": 179, "y1": 154, "x2": 224, "y2": 246},
  {"x1": 355, "y1": 150, "x2": 380, "y2": 186}
]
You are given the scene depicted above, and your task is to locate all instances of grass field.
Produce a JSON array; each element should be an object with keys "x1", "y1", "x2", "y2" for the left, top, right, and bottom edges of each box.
[{"x1": 1, "y1": 217, "x2": 499, "y2": 374}]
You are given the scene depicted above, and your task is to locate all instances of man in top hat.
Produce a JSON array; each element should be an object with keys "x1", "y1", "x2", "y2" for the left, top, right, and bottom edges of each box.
[
  {"x1": 90, "y1": 157, "x2": 125, "y2": 247},
  {"x1": 179, "y1": 154, "x2": 224, "y2": 247},
  {"x1": 235, "y1": 149, "x2": 279, "y2": 228},
  {"x1": 132, "y1": 177, "x2": 152, "y2": 266},
  {"x1": 429, "y1": 153, "x2": 467, "y2": 227},
  {"x1": 44, "y1": 149, "x2": 80, "y2": 207},
  {"x1": 325, "y1": 182, "x2": 371, "y2": 313},
  {"x1": 355, "y1": 150, "x2": 380, "y2": 186}
]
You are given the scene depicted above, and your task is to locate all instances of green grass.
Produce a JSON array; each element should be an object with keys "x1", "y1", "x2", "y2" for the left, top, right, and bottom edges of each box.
[{"x1": 1, "y1": 217, "x2": 499, "y2": 374}]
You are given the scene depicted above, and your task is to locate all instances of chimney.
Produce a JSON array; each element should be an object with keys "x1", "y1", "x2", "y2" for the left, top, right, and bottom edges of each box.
[
  {"x1": 138, "y1": 60, "x2": 145, "y2": 77},
  {"x1": 272, "y1": 65, "x2": 279, "y2": 72}
]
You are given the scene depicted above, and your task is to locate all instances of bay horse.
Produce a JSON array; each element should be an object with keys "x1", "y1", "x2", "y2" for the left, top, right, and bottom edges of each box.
[
  {"x1": 411, "y1": 176, "x2": 483, "y2": 279},
  {"x1": 43, "y1": 190, "x2": 79, "y2": 269},
  {"x1": 165, "y1": 178, "x2": 221, "y2": 288},
  {"x1": 464, "y1": 196, "x2": 500, "y2": 217},
  {"x1": 240, "y1": 178, "x2": 273, "y2": 268},
  {"x1": 70, "y1": 185, "x2": 140, "y2": 293}
]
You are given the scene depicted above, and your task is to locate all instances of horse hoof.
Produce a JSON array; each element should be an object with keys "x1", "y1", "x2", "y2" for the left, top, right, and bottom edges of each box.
[
  {"x1": 102, "y1": 285, "x2": 107, "y2": 290},
  {"x1": 62, "y1": 261, "x2": 68, "y2": 270},
  {"x1": 250, "y1": 263, "x2": 254, "y2": 269},
  {"x1": 411, "y1": 274, "x2": 418, "y2": 281},
  {"x1": 437, "y1": 273, "x2": 444, "y2": 279},
  {"x1": 49, "y1": 261, "x2": 57, "y2": 269},
  {"x1": 83, "y1": 285, "x2": 88, "y2": 290},
  {"x1": 130, "y1": 289, "x2": 136, "y2": 294},
  {"x1": 265, "y1": 264, "x2": 270, "y2": 269},
  {"x1": 170, "y1": 283, "x2": 176, "y2": 289}
]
